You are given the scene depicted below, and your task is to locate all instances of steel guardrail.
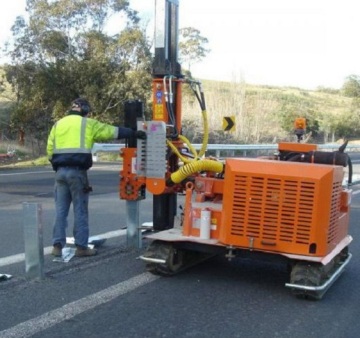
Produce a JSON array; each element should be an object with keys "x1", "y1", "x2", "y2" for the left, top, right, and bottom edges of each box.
[{"x1": 92, "y1": 142, "x2": 360, "y2": 157}]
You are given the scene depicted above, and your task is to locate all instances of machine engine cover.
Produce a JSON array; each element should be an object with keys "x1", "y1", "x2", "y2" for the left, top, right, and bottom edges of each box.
[{"x1": 220, "y1": 158, "x2": 349, "y2": 257}]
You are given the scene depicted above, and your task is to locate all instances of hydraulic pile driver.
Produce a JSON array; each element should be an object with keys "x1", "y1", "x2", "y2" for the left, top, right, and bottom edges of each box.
[{"x1": 120, "y1": 0, "x2": 354, "y2": 300}]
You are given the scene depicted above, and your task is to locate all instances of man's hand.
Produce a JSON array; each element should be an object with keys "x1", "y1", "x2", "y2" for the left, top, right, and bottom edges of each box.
[{"x1": 135, "y1": 130, "x2": 147, "y2": 140}]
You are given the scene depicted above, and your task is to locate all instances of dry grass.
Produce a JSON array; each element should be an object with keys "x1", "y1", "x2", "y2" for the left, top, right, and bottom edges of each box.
[{"x1": 181, "y1": 79, "x2": 352, "y2": 144}]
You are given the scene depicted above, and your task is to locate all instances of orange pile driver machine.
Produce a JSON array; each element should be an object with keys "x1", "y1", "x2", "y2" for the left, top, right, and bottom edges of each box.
[{"x1": 120, "y1": 0, "x2": 353, "y2": 300}]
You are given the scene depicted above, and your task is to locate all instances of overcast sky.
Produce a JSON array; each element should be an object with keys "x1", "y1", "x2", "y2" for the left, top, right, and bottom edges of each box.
[{"x1": 1, "y1": 0, "x2": 358, "y2": 90}]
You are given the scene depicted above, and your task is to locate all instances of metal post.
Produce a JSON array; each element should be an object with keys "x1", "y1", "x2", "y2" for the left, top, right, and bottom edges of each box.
[
  {"x1": 126, "y1": 200, "x2": 141, "y2": 249},
  {"x1": 23, "y1": 202, "x2": 44, "y2": 279}
]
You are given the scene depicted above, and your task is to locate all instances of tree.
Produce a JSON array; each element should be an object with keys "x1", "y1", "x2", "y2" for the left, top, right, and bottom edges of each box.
[
  {"x1": 342, "y1": 75, "x2": 360, "y2": 98},
  {"x1": 179, "y1": 27, "x2": 210, "y2": 72},
  {"x1": 3, "y1": 0, "x2": 152, "y2": 154}
]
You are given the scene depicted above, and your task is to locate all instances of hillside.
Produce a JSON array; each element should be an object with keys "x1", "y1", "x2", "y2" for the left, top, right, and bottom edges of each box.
[
  {"x1": 182, "y1": 80, "x2": 352, "y2": 144},
  {"x1": 0, "y1": 76, "x2": 354, "y2": 148}
]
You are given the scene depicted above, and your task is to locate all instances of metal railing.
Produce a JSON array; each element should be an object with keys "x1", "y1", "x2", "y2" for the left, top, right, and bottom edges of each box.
[{"x1": 92, "y1": 142, "x2": 359, "y2": 160}]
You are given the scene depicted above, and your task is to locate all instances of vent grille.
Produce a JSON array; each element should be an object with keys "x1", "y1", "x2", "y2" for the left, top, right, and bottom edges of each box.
[
  {"x1": 231, "y1": 175, "x2": 315, "y2": 245},
  {"x1": 327, "y1": 181, "x2": 342, "y2": 244}
]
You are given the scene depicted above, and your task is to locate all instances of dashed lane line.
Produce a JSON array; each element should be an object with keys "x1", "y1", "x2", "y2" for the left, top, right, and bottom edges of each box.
[{"x1": 0, "y1": 272, "x2": 159, "y2": 338}]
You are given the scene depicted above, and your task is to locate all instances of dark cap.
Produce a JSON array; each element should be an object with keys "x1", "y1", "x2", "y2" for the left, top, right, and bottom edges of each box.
[{"x1": 71, "y1": 98, "x2": 91, "y2": 115}]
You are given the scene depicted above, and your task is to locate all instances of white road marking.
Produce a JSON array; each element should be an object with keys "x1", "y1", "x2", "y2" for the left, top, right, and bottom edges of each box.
[
  {"x1": 0, "y1": 229, "x2": 126, "y2": 268},
  {"x1": 0, "y1": 272, "x2": 159, "y2": 338},
  {"x1": 0, "y1": 165, "x2": 119, "y2": 177},
  {"x1": 0, "y1": 170, "x2": 52, "y2": 176}
]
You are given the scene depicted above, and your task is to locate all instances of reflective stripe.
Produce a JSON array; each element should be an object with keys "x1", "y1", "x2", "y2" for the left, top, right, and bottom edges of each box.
[
  {"x1": 113, "y1": 127, "x2": 119, "y2": 139},
  {"x1": 53, "y1": 122, "x2": 58, "y2": 150},
  {"x1": 49, "y1": 115, "x2": 116, "y2": 156},
  {"x1": 52, "y1": 117, "x2": 90, "y2": 154},
  {"x1": 53, "y1": 148, "x2": 92, "y2": 154},
  {"x1": 81, "y1": 117, "x2": 87, "y2": 149}
]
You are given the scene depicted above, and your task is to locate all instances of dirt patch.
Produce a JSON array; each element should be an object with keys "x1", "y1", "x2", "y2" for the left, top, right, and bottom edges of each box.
[{"x1": 0, "y1": 153, "x2": 18, "y2": 165}]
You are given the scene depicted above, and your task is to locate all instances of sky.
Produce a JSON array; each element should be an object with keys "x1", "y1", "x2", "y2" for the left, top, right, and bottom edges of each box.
[{"x1": 1, "y1": 0, "x2": 359, "y2": 90}]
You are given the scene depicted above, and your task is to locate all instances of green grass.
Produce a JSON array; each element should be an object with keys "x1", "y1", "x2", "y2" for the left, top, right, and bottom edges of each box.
[{"x1": 0, "y1": 156, "x2": 50, "y2": 168}]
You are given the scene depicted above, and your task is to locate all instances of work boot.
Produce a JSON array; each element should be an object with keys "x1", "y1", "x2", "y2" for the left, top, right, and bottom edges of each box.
[
  {"x1": 51, "y1": 244, "x2": 62, "y2": 257},
  {"x1": 75, "y1": 247, "x2": 97, "y2": 257}
]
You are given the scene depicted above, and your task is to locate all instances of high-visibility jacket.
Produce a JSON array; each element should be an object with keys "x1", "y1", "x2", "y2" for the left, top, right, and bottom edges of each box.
[{"x1": 47, "y1": 112, "x2": 132, "y2": 171}]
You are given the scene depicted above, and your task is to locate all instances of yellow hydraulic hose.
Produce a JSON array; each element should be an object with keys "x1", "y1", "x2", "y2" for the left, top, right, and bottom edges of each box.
[
  {"x1": 198, "y1": 109, "x2": 209, "y2": 158},
  {"x1": 170, "y1": 159, "x2": 223, "y2": 184},
  {"x1": 179, "y1": 135, "x2": 199, "y2": 159},
  {"x1": 166, "y1": 136, "x2": 198, "y2": 164},
  {"x1": 167, "y1": 109, "x2": 209, "y2": 163},
  {"x1": 166, "y1": 81, "x2": 213, "y2": 184}
]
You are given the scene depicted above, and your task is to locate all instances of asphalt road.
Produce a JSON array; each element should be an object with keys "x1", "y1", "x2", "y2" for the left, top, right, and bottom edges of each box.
[{"x1": 0, "y1": 161, "x2": 360, "y2": 338}]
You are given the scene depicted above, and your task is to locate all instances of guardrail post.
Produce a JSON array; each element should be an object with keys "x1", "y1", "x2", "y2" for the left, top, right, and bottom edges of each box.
[
  {"x1": 23, "y1": 202, "x2": 44, "y2": 279},
  {"x1": 126, "y1": 201, "x2": 142, "y2": 249}
]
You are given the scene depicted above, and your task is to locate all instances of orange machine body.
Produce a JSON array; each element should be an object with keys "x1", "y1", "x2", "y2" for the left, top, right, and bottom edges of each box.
[
  {"x1": 182, "y1": 157, "x2": 351, "y2": 258},
  {"x1": 120, "y1": 78, "x2": 184, "y2": 200},
  {"x1": 152, "y1": 78, "x2": 182, "y2": 131},
  {"x1": 119, "y1": 147, "x2": 146, "y2": 200},
  {"x1": 278, "y1": 142, "x2": 317, "y2": 153},
  {"x1": 147, "y1": 78, "x2": 184, "y2": 196}
]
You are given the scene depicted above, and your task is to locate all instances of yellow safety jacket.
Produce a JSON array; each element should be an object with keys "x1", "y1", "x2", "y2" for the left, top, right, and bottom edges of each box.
[{"x1": 47, "y1": 112, "x2": 129, "y2": 171}]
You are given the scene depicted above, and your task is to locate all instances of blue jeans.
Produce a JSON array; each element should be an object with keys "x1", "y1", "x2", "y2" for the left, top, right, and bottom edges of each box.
[{"x1": 52, "y1": 167, "x2": 89, "y2": 249}]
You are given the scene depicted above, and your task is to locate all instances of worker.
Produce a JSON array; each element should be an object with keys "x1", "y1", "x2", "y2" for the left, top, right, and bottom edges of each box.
[{"x1": 47, "y1": 98, "x2": 146, "y2": 257}]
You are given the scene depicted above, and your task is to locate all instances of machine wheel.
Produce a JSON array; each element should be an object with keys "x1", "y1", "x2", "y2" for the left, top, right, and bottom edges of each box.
[
  {"x1": 289, "y1": 247, "x2": 351, "y2": 300},
  {"x1": 334, "y1": 247, "x2": 349, "y2": 265},
  {"x1": 145, "y1": 241, "x2": 185, "y2": 276},
  {"x1": 290, "y1": 262, "x2": 323, "y2": 300},
  {"x1": 143, "y1": 240, "x2": 215, "y2": 276}
]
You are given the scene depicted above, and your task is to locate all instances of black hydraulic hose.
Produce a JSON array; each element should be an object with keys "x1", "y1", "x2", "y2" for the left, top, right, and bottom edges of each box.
[
  {"x1": 163, "y1": 75, "x2": 178, "y2": 139},
  {"x1": 189, "y1": 81, "x2": 206, "y2": 111},
  {"x1": 200, "y1": 90, "x2": 206, "y2": 111},
  {"x1": 167, "y1": 100, "x2": 178, "y2": 138},
  {"x1": 347, "y1": 156, "x2": 353, "y2": 185},
  {"x1": 286, "y1": 154, "x2": 302, "y2": 162}
]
